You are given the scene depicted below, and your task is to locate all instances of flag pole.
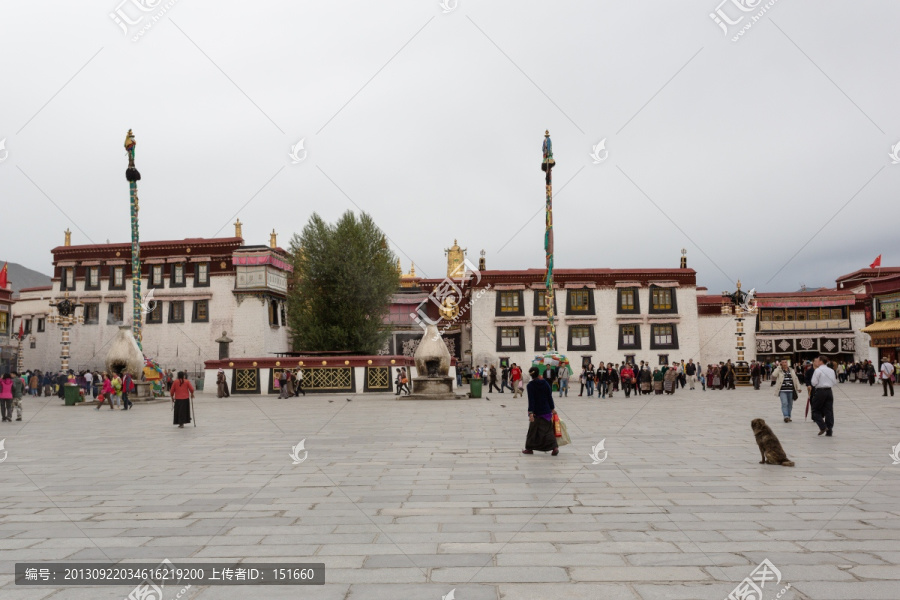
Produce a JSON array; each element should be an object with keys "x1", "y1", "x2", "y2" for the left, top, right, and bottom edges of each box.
[
  {"x1": 541, "y1": 130, "x2": 557, "y2": 352},
  {"x1": 124, "y1": 130, "x2": 143, "y2": 351}
]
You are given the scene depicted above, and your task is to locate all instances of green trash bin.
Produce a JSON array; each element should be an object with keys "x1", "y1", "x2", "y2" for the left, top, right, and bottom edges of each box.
[
  {"x1": 194, "y1": 378, "x2": 205, "y2": 392},
  {"x1": 469, "y1": 378, "x2": 483, "y2": 398},
  {"x1": 64, "y1": 384, "x2": 81, "y2": 406}
]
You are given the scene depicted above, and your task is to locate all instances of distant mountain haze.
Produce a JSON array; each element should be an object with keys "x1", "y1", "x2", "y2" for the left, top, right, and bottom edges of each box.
[{"x1": 1, "y1": 262, "x2": 52, "y2": 295}]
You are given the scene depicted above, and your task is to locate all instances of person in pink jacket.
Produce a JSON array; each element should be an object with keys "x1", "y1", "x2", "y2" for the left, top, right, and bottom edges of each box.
[
  {"x1": 0, "y1": 374, "x2": 14, "y2": 422},
  {"x1": 96, "y1": 374, "x2": 115, "y2": 411}
]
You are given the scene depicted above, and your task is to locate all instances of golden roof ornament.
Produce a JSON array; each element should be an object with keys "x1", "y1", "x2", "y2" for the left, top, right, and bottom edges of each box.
[
  {"x1": 234, "y1": 219, "x2": 243, "y2": 239},
  {"x1": 64, "y1": 228, "x2": 72, "y2": 247},
  {"x1": 445, "y1": 238, "x2": 467, "y2": 278},
  {"x1": 270, "y1": 229, "x2": 277, "y2": 249}
]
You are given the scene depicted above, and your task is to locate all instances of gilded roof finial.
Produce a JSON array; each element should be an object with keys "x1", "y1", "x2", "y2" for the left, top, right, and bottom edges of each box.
[
  {"x1": 64, "y1": 228, "x2": 72, "y2": 247},
  {"x1": 270, "y1": 229, "x2": 278, "y2": 249},
  {"x1": 234, "y1": 219, "x2": 243, "y2": 239}
]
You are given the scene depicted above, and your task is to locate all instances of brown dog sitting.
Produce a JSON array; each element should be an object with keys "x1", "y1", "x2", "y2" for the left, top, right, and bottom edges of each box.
[{"x1": 751, "y1": 419, "x2": 795, "y2": 467}]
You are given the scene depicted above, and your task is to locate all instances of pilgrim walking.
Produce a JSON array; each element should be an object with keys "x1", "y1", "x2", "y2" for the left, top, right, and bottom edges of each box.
[
  {"x1": 522, "y1": 367, "x2": 559, "y2": 456},
  {"x1": 171, "y1": 371, "x2": 195, "y2": 428}
]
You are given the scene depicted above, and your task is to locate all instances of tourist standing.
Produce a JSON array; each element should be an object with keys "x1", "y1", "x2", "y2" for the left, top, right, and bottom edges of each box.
[
  {"x1": 170, "y1": 371, "x2": 194, "y2": 428},
  {"x1": 585, "y1": 364, "x2": 596, "y2": 397},
  {"x1": 810, "y1": 356, "x2": 836, "y2": 436},
  {"x1": 109, "y1": 373, "x2": 123, "y2": 409},
  {"x1": 278, "y1": 369, "x2": 292, "y2": 398},
  {"x1": 772, "y1": 359, "x2": 801, "y2": 423},
  {"x1": 750, "y1": 361, "x2": 761, "y2": 390},
  {"x1": 121, "y1": 371, "x2": 134, "y2": 410},
  {"x1": 522, "y1": 367, "x2": 558, "y2": 456},
  {"x1": 557, "y1": 366, "x2": 569, "y2": 397},
  {"x1": 29, "y1": 372, "x2": 40, "y2": 397},
  {"x1": 11, "y1": 372, "x2": 25, "y2": 421},
  {"x1": 216, "y1": 369, "x2": 230, "y2": 398},
  {"x1": 685, "y1": 360, "x2": 697, "y2": 390},
  {"x1": 880, "y1": 357, "x2": 895, "y2": 397},
  {"x1": 621, "y1": 364, "x2": 635, "y2": 398}
]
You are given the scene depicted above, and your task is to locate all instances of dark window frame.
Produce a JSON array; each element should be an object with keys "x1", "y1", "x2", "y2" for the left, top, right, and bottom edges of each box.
[
  {"x1": 192, "y1": 299, "x2": 210, "y2": 323},
  {"x1": 108, "y1": 303, "x2": 125, "y2": 325},
  {"x1": 83, "y1": 303, "x2": 100, "y2": 325},
  {"x1": 23, "y1": 319, "x2": 32, "y2": 335},
  {"x1": 649, "y1": 285, "x2": 678, "y2": 314},
  {"x1": 618, "y1": 324, "x2": 641, "y2": 350},
  {"x1": 170, "y1": 263, "x2": 187, "y2": 288},
  {"x1": 496, "y1": 325, "x2": 525, "y2": 352},
  {"x1": 169, "y1": 300, "x2": 185, "y2": 323},
  {"x1": 108, "y1": 266, "x2": 126, "y2": 290},
  {"x1": 534, "y1": 325, "x2": 549, "y2": 351},
  {"x1": 148, "y1": 264, "x2": 166, "y2": 289},
  {"x1": 84, "y1": 266, "x2": 101, "y2": 291},
  {"x1": 566, "y1": 288, "x2": 595, "y2": 315},
  {"x1": 649, "y1": 323, "x2": 679, "y2": 349},
  {"x1": 59, "y1": 267, "x2": 75, "y2": 291},
  {"x1": 532, "y1": 290, "x2": 558, "y2": 316},
  {"x1": 496, "y1": 290, "x2": 524, "y2": 316},
  {"x1": 269, "y1": 299, "x2": 280, "y2": 327},
  {"x1": 567, "y1": 324, "x2": 596, "y2": 351},
  {"x1": 617, "y1": 287, "x2": 640, "y2": 314},
  {"x1": 146, "y1": 302, "x2": 163, "y2": 324},
  {"x1": 193, "y1": 262, "x2": 210, "y2": 287},
  {"x1": 36, "y1": 317, "x2": 45, "y2": 333}
]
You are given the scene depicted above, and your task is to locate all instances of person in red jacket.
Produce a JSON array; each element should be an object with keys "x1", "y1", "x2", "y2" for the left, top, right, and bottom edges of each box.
[
  {"x1": 620, "y1": 364, "x2": 635, "y2": 398},
  {"x1": 170, "y1": 371, "x2": 194, "y2": 428}
]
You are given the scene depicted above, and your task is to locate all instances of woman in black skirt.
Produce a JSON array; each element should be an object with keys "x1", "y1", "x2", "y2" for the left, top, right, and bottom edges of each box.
[
  {"x1": 170, "y1": 371, "x2": 194, "y2": 428},
  {"x1": 522, "y1": 367, "x2": 559, "y2": 456}
]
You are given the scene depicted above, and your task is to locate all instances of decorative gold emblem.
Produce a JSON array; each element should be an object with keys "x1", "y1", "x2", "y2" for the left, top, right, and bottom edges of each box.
[{"x1": 439, "y1": 297, "x2": 460, "y2": 320}]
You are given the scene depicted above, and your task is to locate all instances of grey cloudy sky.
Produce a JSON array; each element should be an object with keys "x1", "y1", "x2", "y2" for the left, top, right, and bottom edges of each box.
[{"x1": 1, "y1": 0, "x2": 897, "y2": 293}]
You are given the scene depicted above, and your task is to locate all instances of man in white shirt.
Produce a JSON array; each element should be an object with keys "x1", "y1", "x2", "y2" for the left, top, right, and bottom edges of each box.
[
  {"x1": 810, "y1": 356, "x2": 837, "y2": 437},
  {"x1": 83, "y1": 371, "x2": 93, "y2": 397},
  {"x1": 880, "y1": 358, "x2": 895, "y2": 397}
]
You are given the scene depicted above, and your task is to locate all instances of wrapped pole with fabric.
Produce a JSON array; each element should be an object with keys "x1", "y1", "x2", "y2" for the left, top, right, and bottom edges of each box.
[
  {"x1": 541, "y1": 130, "x2": 557, "y2": 352},
  {"x1": 124, "y1": 129, "x2": 143, "y2": 351}
]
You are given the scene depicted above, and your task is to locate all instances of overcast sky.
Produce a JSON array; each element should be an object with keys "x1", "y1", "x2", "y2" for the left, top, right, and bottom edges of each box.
[{"x1": 1, "y1": 1, "x2": 897, "y2": 294}]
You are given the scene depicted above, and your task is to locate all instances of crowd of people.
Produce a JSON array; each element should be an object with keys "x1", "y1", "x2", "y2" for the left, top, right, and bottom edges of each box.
[
  {"x1": 514, "y1": 354, "x2": 897, "y2": 453},
  {"x1": 0, "y1": 366, "x2": 200, "y2": 427}
]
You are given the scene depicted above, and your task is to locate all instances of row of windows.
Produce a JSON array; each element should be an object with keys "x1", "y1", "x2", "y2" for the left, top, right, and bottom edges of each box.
[
  {"x1": 496, "y1": 324, "x2": 678, "y2": 352},
  {"x1": 80, "y1": 300, "x2": 210, "y2": 325},
  {"x1": 20, "y1": 317, "x2": 46, "y2": 334},
  {"x1": 500, "y1": 287, "x2": 677, "y2": 317},
  {"x1": 758, "y1": 307, "x2": 846, "y2": 321},
  {"x1": 59, "y1": 263, "x2": 210, "y2": 292}
]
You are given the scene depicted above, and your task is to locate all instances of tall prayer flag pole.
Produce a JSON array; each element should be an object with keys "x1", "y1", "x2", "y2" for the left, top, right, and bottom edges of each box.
[
  {"x1": 541, "y1": 130, "x2": 557, "y2": 351},
  {"x1": 124, "y1": 129, "x2": 143, "y2": 350}
]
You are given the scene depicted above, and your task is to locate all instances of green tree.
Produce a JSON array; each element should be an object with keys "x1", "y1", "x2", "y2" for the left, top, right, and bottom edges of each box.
[{"x1": 287, "y1": 211, "x2": 399, "y2": 354}]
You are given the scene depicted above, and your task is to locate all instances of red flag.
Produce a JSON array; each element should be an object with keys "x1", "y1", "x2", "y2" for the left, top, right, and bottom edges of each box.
[
  {"x1": 0, "y1": 262, "x2": 7, "y2": 288},
  {"x1": 870, "y1": 255, "x2": 882, "y2": 269},
  {"x1": 18, "y1": 321, "x2": 24, "y2": 340}
]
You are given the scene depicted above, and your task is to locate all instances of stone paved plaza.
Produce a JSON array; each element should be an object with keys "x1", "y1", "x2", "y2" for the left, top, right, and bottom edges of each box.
[{"x1": 1, "y1": 382, "x2": 899, "y2": 600}]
